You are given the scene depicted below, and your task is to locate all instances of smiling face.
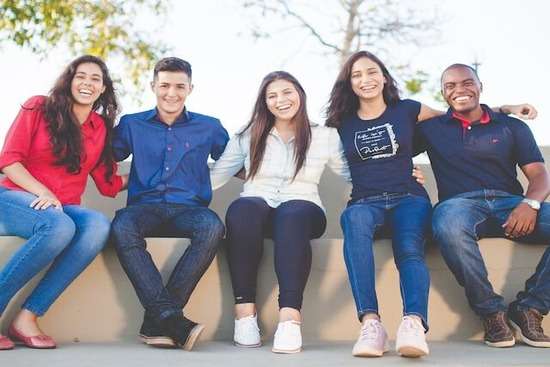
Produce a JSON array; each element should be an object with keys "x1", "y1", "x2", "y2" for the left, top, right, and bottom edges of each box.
[
  {"x1": 151, "y1": 71, "x2": 192, "y2": 121},
  {"x1": 265, "y1": 79, "x2": 301, "y2": 123},
  {"x1": 350, "y1": 57, "x2": 386, "y2": 101},
  {"x1": 441, "y1": 66, "x2": 483, "y2": 116},
  {"x1": 70, "y1": 62, "x2": 106, "y2": 108}
]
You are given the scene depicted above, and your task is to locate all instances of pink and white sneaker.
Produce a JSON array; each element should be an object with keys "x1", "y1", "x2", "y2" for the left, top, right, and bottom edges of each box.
[
  {"x1": 395, "y1": 316, "x2": 429, "y2": 357},
  {"x1": 352, "y1": 319, "x2": 390, "y2": 357}
]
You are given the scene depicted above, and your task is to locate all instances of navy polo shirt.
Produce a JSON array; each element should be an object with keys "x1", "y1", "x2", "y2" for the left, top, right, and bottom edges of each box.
[
  {"x1": 338, "y1": 99, "x2": 428, "y2": 202},
  {"x1": 416, "y1": 105, "x2": 544, "y2": 202},
  {"x1": 113, "y1": 108, "x2": 229, "y2": 206}
]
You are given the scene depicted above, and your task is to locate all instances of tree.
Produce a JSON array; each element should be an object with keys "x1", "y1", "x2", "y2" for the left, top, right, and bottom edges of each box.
[
  {"x1": 0, "y1": 0, "x2": 170, "y2": 89},
  {"x1": 242, "y1": 0, "x2": 441, "y2": 94}
]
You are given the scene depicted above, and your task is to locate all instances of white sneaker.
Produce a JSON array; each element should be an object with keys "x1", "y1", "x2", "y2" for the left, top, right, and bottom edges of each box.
[
  {"x1": 352, "y1": 318, "x2": 390, "y2": 357},
  {"x1": 395, "y1": 316, "x2": 429, "y2": 357},
  {"x1": 234, "y1": 314, "x2": 261, "y2": 347},
  {"x1": 272, "y1": 320, "x2": 302, "y2": 354}
]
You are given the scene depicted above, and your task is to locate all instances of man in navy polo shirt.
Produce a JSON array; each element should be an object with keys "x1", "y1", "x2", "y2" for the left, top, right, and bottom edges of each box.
[
  {"x1": 418, "y1": 64, "x2": 550, "y2": 348},
  {"x1": 110, "y1": 57, "x2": 229, "y2": 350}
]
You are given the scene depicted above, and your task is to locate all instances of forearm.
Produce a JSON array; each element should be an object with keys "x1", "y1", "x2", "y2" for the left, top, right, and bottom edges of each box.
[
  {"x1": 525, "y1": 171, "x2": 550, "y2": 202},
  {"x1": 2, "y1": 162, "x2": 52, "y2": 196}
]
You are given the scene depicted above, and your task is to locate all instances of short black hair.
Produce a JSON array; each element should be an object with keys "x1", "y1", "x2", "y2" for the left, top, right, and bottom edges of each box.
[
  {"x1": 153, "y1": 57, "x2": 192, "y2": 79},
  {"x1": 441, "y1": 63, "x2": 480, "y2": 84}
]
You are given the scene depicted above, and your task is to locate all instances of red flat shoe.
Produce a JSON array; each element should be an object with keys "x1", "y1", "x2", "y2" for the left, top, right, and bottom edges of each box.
[
  {"x1": 8, "y1": 325, "x2": 56, "y2": 349},
  {"x1": 0, "y1": 334, "x2": 15, "y2": 350}
]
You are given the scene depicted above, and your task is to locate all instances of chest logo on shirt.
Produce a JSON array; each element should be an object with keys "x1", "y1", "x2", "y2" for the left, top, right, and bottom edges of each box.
[{"x1": 354, "y1": 123, "x2": 399, "y2": 160}]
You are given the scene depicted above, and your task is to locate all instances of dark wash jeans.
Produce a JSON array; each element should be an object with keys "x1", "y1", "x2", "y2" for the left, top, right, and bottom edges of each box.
[
  {"x1": 110, "y1": 203, "x2": 224, "y2": 322},
  {"x1": 433, "y1": 190, "x2": 550, "y2": 316},
  {"x1": 341, "y1": 193, "x2": 432, "y2": 330}
]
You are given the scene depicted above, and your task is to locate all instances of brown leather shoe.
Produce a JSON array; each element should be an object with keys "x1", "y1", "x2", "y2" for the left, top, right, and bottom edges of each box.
[
  {"x1": 508, "y1": 305, "x2": 550, "y2": 348},
  {"x1": 482, "y1": 311, "x2": 515, "y2": 347}
]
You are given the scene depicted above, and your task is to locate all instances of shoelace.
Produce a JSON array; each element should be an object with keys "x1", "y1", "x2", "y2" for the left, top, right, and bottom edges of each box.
[
  {"x1": 359, "y1": 321, "x2": 380, "y2": 341},
  {"x1": 400, "y1": 317, "x2": 423, "y2": 337},
  {"x1": 526, "y1": 310, "x2": 544, "y2": 334}
]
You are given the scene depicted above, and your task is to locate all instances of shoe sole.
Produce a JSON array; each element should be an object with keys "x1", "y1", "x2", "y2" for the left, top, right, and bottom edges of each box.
[
  {"x1": 352, "y1": 342, "x2": 389, "y2": 358},
  {"x1": 234, "y1": 341, "x2": 262, "y2": 348},
  {"x1": 139, "y1": 334, "x2": 176, "y2": 348},
  {"x1": 182, "y1": 324, "x2": 205, "y2": 351},
  {"x1": 484, "y1": 338, "x2": 515, "y2": 348},
  {"x1": 397, "y1": 345, "x2": 428, "y2": 358},
  {"x1": 509, "y1": 320, "x2": 550, "y2": 348},
  {"x1": 271, "y1": 347, "x2": 302, "y2": 354}
]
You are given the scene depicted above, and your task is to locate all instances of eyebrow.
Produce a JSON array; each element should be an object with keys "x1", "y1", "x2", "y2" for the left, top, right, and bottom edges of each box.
[{"x1": 76, "y1": 71, "x2": 102, "y2": 78}]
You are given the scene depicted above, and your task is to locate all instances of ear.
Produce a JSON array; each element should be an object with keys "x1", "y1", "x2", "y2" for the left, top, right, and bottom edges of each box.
[
  {"x1": 479, "y1": 82, "x2": 483, "y2": 93},
  {"x1": 100, "y1": 85, "x2": 106, "y2": 94},
  {"x1": 150, "y1": 80, "x2": 155, "y2": 92},
  {"x1": 188, "y1": 83, "x2": 194, "y2": 95}
]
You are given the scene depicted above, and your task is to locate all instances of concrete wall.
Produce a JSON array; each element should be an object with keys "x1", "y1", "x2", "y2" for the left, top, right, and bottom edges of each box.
[{"x1": 1, "y1": 151, "x2": 549, "y2": 343}]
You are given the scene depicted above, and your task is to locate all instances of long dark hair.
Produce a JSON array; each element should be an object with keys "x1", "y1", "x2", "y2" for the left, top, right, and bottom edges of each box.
[
  {"x1": 238, "y1": 71, "x2": 311, "y2": 180},
  {"x1": 43, "y1": 55, "x2": 119, "y2": 179},
  {"x1": 326, "y1": 51, "x2": 400, "y2": 128}
]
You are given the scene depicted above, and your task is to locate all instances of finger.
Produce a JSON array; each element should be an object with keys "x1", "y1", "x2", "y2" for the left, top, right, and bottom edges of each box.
[
  {"x1": 41, "y1": 201, "x2": 53, "y2": 210},
  {"x1": 54, "y1": 201, "x2": 63, "y2": 210},
  {"x1": 30, "y1": 198, "x2": 41, "y2": 209},
  {"x1": 504, "y1": 218, "x2": 518, "y2": 237},
  {"x1": 510, "y1": 219, "x2": 525, "y2": 238}
]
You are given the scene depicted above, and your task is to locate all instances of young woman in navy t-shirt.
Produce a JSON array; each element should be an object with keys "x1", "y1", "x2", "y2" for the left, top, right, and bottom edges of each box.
[{"x1": 325, "y1": 50, "x2": 534, "y2": 358}]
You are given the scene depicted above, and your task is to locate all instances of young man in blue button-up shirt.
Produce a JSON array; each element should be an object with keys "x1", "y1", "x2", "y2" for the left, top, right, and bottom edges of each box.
[
  {"x1": 418, "y1": 64, "x2": 550, "y2": 349},
  {"x1": 110, "y1": 57, "x2": 229, "y2": 350}
]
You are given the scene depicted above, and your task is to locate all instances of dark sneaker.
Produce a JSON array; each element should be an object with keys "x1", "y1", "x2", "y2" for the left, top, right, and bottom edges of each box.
[
  {"x1": 159, "y1": 313, "x2": 205, "y2": 351},
  {"x1": 508, "y1": 305, "x2": 550, "y2": 348},
  {"x1": 482, "y1": 311, "x2": 515, "y2": 347},
  {"x1": 139, "y1": 314, "x2": 176, "y2": 348}
]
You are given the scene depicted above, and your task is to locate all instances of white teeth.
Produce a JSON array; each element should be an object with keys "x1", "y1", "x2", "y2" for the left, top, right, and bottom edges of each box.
[
  {"x1": 277, "y1": 105, "x2": 291, "y2": 111},
  {"x1": 79, "y1": 89, "x2": 92, "y2": 96},
  {"x1": 454, "y1": 96, "x2": 471, "y2": 102}
]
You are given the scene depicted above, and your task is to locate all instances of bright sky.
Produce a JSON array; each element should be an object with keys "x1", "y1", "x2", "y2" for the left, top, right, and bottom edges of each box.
[{"x1": 1, "y1": 0, "x2": 549, "y2": 146}]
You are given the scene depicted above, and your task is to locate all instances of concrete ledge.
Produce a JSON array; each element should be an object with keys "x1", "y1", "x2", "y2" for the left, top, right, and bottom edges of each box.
[{"x1": 1, "y1": 236, "x2": 548, "y2": 342}]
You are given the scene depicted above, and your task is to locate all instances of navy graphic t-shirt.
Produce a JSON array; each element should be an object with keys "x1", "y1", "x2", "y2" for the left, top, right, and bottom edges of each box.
[{"x1": 338, "y1": 99, "x2": 428, "y2": 202}]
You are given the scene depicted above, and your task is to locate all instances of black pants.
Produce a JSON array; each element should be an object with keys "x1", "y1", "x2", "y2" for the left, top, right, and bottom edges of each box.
[{"x1": 225, "y1": 197, "x2": 326, "y2": 310}]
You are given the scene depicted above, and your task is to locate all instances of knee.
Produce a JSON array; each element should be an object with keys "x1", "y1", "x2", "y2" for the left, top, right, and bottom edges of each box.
[
  {"x1": 195, "y1": 210, "x2": 225, "y2": 243},
  {"x1": 340, "y1": 205, "x2": 376, "y2": 235},
  {"x1": 79, "y1": 211, "x2": 111, "y2": 253},
  {"x1": 432, "y1": 203, "x2": 471, "y2": 242},
  {"x1": 110, "y1": 210, "x2": 140, "y2": 244},
  {"x1": 39, "y1": 212, "x2": 76, "y2": 246},
  {"x1": 226, "y1": 198, "x2": 265, "y2": 226},
  {"x1": 394, "y1": 248, "x2": 425, "y2": 268}
]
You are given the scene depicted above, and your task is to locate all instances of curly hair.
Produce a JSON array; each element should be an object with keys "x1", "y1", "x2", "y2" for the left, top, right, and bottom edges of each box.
[{"x1": 43, "y1": 55, "x2": 119, "y2": 180}]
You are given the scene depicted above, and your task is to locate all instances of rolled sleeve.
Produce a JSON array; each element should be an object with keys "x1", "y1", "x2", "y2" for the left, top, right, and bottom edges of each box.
[
  {"x1": 0, "y1": 98, "x2": 42, "y2": 171},
  {"x1": 511, "y1": 120, "x2": 544, "y2": 167}
]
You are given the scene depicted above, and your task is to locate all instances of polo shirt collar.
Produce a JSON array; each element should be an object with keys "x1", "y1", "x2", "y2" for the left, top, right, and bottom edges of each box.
[
  {"x1": 146, "y1": 107, "x2": 190, "y2": 125},
  {"x1": 446, "y1": 104, "x2": 493, "y2": 128}
]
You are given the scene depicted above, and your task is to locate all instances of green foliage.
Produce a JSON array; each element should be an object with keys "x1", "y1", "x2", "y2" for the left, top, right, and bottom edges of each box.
[{"x1": 0, "y1": 0, "x2": 170, "y2": 90}]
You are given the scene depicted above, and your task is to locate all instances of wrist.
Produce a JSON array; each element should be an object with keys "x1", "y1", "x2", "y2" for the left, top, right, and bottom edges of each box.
[
  {"x1": 522, "y1": 198, "x2": 541, "y2": 211},
  {"x1": 499, "y1": 105, "x2": 510, "y2": 115}
]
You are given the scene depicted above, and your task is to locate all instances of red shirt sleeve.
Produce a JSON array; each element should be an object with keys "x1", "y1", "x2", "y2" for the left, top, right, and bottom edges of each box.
[
  {"x1": 0, "y1": 96, "x2": 45, "y2": 171},
  {"x1": 90, "y1": 160, "x2": 123, "y2": 197}
]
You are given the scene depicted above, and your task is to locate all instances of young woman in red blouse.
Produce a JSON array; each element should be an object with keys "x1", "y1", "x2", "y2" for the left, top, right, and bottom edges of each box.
[{"x1": 0, "y1": 55, "x2": 126, "y2": 350}]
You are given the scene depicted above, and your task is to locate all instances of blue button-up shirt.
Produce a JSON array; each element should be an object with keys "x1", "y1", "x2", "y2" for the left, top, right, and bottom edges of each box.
[{"x1": 113, "y1": 108, "x2": 229, "y2": 206}]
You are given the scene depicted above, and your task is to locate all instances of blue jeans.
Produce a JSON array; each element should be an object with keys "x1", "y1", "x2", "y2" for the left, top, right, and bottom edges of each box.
[
  {"x1": 432, "y1": 190, "x2": 550, "y2": 316},
  {"x1": 0, "y1": 187, "x2": 110, "y2": 316},
  {"x1": 341, "y1": 193, "x2": 432, "y2": 329},
  {"x1": 110, "y1": 203, "x2": 224, "y2": 322}
]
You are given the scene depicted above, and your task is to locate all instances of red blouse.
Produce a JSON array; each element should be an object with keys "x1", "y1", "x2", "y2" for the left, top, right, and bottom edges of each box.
[{"x1": 0, "y1": 96, "x2": 122, "y2": 205}]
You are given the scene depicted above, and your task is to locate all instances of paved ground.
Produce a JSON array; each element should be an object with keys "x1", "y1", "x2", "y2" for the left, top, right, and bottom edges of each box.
[{"x1": 1, "y1": 341, "x2": 549, "y2": 367}]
